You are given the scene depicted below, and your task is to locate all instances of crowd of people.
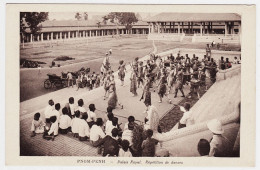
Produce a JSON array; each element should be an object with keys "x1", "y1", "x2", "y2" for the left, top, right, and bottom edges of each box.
[{"x1": 30, "y1": 47, "x2": 241, "y2": 157}]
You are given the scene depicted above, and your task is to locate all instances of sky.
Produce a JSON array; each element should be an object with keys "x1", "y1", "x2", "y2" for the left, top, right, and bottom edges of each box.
[{"x1": 48, "y1": 12, "x2": 157, "y2": 21}]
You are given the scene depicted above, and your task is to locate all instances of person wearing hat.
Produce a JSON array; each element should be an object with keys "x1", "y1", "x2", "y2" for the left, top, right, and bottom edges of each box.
[
  {"x1": 207, "y1": 119, "x2": 231, "y2": 157},
  {"x1": 178, "y1": 102, "x2": 192, "y2": 129}
]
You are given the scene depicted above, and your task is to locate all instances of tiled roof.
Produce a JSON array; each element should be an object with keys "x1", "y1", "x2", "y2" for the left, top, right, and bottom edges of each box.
[{"x1": 145, "y1": 13, "x2": 241, "y2": 22}]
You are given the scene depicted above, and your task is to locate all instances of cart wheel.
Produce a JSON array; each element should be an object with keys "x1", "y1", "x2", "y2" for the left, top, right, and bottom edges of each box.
[
  {"x1": 54, "y1": 81, "x2": 62, "y2": 89},
  {"x1": 44, "y1": 79, "x2": 52, "y2": 89}
]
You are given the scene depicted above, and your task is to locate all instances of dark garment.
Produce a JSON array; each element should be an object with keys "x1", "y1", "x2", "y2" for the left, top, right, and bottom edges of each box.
[
  {"x1": 141, "y1": 138, "x2": 156, "y2": 157},
  {"x1": 59, "y1": 127, "x2": 70, "y2": 134},
  {"x1": 96, "y1": 135, "x2": 119, "y2": 157},
  {"x1": 178, "y1": 122, "x2": 186, "y2": 129}
]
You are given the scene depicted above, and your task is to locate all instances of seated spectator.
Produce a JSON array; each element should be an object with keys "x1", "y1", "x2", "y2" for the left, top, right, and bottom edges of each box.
[
  {"x1": 225, "y1": 58, "x2": 232, "y2": 69},
  {"x1": 233, "y1": 56, "x2": 240, "y2": 64},
  {"x1": 66, "y1": 97, "x2": 75, "y2": 118},
  {"x1": 59, "y1": 107, "x2": 72, "y2": 134},
  {"x1": 87, "y1": 104, "x2": 97, "y2": 128},
  {"x1": 178, "y1": 102, "x2": 192, "y2": 129},
  {"x1": 31, "y1": 112, "x2": 45, "y2": 137},
  {"x1": 44, "y1": 99, "x2": 54, "y2": 123},
  {"x1": 207, "y1": 119, "x2": 231, "y2": 157},
  {"x1": 119, "y1": 140, "x2": 132, "y2": 157},
  {"x1": 107, "y1": 106, "x2": 113, "y2": 114},
  {"x1": 77, "y1": 99, "x2": 86, "y2": 117},
  {"x1": 141, "y1": 129, "x2": 156, "y2": 157},
  {"x1": 124, "y1": 116, "x2": 137, "y2": 130},
  {"x1": 155, "y1": 141, "x2": 170, "y2": 157},
  {"x1": 50, "y1": 103, "x2": 61, "y2": 123},
  {"x1": 122, "y1": 122, "x2": 134, "y2": 147},
  {"x1": 106, "y1": 117, "x2": 122, "y2": 137},
  {"x1": 90, "y1": 118, "x2": 105, "y2": 147},
  {"x1": 96, "y1": 128, "x2": 120, "y2": 157},
  {"x1": 43, "y1": 116, "x2": 58, "y2": 141},
  {"x1": 71, "y1": 110, "x2": 81, "y2": 137},
  {"x1": 197, "y1": 139, "x2": 210, "y2": 156},
  {"x1": 78, "y1": 113, "x2": 90, "y2": 141},
  {"x1": 219, "y1": 56, "x2": 226, "y2": 70},
  {"x1": 105, "y1": 112, "x2": 114, "y2": 134}
]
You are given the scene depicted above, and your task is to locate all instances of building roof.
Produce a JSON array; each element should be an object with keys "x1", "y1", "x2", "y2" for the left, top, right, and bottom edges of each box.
[{"x1": 145, "y1": 13, "x2": 241, "y2": 22}]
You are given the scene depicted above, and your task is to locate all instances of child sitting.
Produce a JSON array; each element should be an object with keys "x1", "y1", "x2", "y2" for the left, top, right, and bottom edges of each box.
[
  {"x1": 197, "y1": 139, "x2": 210, "y2": 157},
  {"x1": 119, "y1": 140, "x2": 132, "y2": 157},
  {"x1": 78, "y1": 113, "x2": 90, "y2": 141},
  {"x1": 43, "y1": 116, "x2": 58, "y2": 141},
  {"x1": 105, "y1": 112, "x2": 114, "y2": 134},
  {"x1": 124, "y1": 116, "x2": 137, "y2": 130},
  {"x1": 87, "y1": 104, "x2": 97, "y2": 128},
  {"x1": 141, "y1": 129, "x2": 156, "y2": 157},
  {"x1": 122, "y1": 122, "x2": 134, "y2": 147},
  {"x1": 71, "y1": 110, "x2": 81, "y2": 138},
  {"x1": 77, "y1": 99, "x2": 86, "y2": 117},
  {"x1": 59, "y1": 107, "x2": 72, "y2": 134},
  {"x1": 31, "y1": 112, "x2": 45, "y2": 137}
]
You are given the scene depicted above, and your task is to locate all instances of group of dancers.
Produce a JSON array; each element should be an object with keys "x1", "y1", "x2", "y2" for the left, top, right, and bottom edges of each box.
[{"x1": 100, "y1": 50, "x2": 218, "y2": 110}]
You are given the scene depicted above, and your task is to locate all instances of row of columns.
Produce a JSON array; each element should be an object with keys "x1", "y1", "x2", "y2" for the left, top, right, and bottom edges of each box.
[
  {"x1": 25, "y1": 28, "x2": 148, "y2": 43},
  {"x1": 148, "y1": 21, "x2": 241, "y2": 36}
]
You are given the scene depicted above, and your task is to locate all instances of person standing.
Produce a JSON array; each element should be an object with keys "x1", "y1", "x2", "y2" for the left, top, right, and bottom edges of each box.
[
  {"x1": 140, "y1": 74, "x2": 152, "y2": 106},
  {"x1": 157, "y1": 69, "x2": 171, "y2": 104},
  {"x1": 107, "y1": 75, "x2": 123, "y2": 109},
  {"x1": 130, "y1": 67, "x2": 138, "y2": 97},
  {"x1": 67, "y1": 72, "x2": 74, "y2": 88},
  {"x1": 118, "y1": 60, "x2": 126, "y2": 86},
  {"x1": 174, "y1": 68, "x2": 185, "y2": 98},
  {"x1": 137, "y1": 61, "x2": 144, "y2": 88}
]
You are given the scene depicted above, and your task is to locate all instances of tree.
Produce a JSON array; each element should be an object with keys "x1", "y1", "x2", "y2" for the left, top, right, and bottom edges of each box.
[
  {"x1": 75, "y1": 12, "x2": 82, "y2": 20},
  {"x1": 103, "y1": 12, "x2": 138, "y2": 34},
  {"x1": 96, "y1": 21, "x2": 101, "y2": 28},
  {"x1": 20, "y1": 12, "x2": 48, "y2": 46}
]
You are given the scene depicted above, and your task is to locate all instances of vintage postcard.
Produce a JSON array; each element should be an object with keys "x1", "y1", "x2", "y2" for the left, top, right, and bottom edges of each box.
[{"x1": 5, "y1": 3, "x2": 256, "y2": 166}]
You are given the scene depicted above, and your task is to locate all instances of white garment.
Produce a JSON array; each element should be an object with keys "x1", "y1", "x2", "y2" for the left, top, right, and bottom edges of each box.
[
  {"x1": 48, "y1": 121, "x2": 59, "y2": 136},
  {"x1": 105, "y1": 124, "x2": 116, "y2": 137},
  {"x1": 50, "y1": 109, "x2": 61, "y2": 123},
  {"x1": 123, "y1": 122, "x2": 129, "y2": 131},
  {"x1": 145, "y1": 105, "x2": 159, "y2": 132},
  {"x1": 90, "y1": 125, "x2": 105, "y2": 141},
  {"x1": 71, "y1": 117, "x2": 81, "y2": 133},
  {"x1": 78, "y1": 106, "x2": 86, "y2": 113},
  {"x1": 118, "y1": 148, "x2": 132, "y2": 157},
  {"x1": 59, "y1": 115, "x2": 71, "y2": 129},
  {"x1": 179, "y1": 109, "x2": 192, "y2": 125},
  {"x1": 209, "y1": 134, "x2": 230, "y2": 157},
  {"x1": 44, "y1": 105, "x2": 53, "y2": 119},
  {"x1": 122, "y1": 130, "x2": 133, "y2": 146},
  {"x1": 87, "y1": 111, "x2": 97, "y2": 122},
  {"x1": 78, "y1": 119, "x2": 90, "y2": 137},
  {"x1": 105, "y1": 120, "x2": 113, "y2": 133},
  {"x1": 69, "y1": 104, "x2": 76, "y2": 116},
  {"x1": 31, "y1": 119, "x2": 45, "y2": 133}
]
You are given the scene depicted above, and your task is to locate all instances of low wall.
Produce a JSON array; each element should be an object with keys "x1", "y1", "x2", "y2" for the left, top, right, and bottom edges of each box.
[
  {"x1": 148, "y1": 33, "x2": 184, "y2": 41},
  {"x1": 192, "y1": 34, "x2": 240, "y2": 44}
]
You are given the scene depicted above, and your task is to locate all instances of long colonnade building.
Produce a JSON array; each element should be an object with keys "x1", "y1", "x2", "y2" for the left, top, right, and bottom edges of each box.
[
  {"x1": 145, "y1": 13, "x2": 241, "y2": 43},
  {"x1": 21, "y1": 13, "x2": 241, "y2": 44},
  {"x1": 21, "y1": 20, "x2": 149, "y2": 43}
]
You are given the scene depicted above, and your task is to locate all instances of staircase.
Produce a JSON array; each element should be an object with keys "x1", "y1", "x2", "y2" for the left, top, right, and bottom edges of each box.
[{"x1": 153, "y1": 65, "x2": 241, "y2": 156}]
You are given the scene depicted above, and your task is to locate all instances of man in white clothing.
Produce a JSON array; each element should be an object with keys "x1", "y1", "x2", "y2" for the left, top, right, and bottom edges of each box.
[
  {"x1": 78, "y1": 114, "x2": 90, "y2": 141},
  {"x1": 90, "y1": 118, "x2": 105, "y2": 147},
  {"x1": 44, "y1": 99, "x2": 54, "y2": 123}
]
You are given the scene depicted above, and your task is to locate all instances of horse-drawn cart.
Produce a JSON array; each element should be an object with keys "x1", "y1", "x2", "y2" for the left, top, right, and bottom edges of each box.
[{"x1": 44, "y1": 74, "x2": 67, "y2": 89}]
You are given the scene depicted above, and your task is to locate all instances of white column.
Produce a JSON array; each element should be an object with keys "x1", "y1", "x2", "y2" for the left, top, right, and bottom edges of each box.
[
  {"x1": 200, "y1": 22, "x2": 202, "y2": 36},
  {"x1": 41, "y1": 33, "x2": 43, "y2": 41},
  {"x1": 178, "y1": 22, "x2": 180, "y2": 35},
  {"x1": 157, "y1": 22, "x2": 160, "y2": 33},
  {"x1": 51, "y1": 32, "x2": 53, "y2": 40},
  {"x1": 224, "y1": 22, "x2": 227, "y2": 36},
  {"x1": 37, "y1": 35, "x2": 39, "y2": 41},
  {"x1": 60, "y1": 32, "x2": 62, "y2": 39}
]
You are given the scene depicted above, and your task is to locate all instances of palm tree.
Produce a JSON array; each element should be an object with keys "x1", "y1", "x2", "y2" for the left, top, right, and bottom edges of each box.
[{"x1": 75, "y1": 12, "x2": 82, "y2": 38}]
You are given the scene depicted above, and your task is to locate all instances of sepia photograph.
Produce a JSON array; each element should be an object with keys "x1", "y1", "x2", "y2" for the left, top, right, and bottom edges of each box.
[{"x1": 5, "y1": 3, "x2": 256, "y2": 166}]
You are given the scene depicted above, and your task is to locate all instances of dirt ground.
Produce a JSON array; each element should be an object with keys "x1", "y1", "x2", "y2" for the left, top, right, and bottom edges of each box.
[{"x1": 20, "y1": 36, "x2": 240, "y2": 102}]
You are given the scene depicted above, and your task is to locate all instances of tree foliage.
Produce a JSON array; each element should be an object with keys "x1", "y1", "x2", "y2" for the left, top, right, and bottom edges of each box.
[
  {"x1": 83, "y1": 12, "x2": 88, "y2": 20},
  {"x1": 75, "y1": 12, "x2": 82, "y2": 21},
  {"x1": 20, "y1": 12, "x2": 49, "y2": 35},
  {"x1": 103, "y1": 12, "x2": 138, "y2": 31}
]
